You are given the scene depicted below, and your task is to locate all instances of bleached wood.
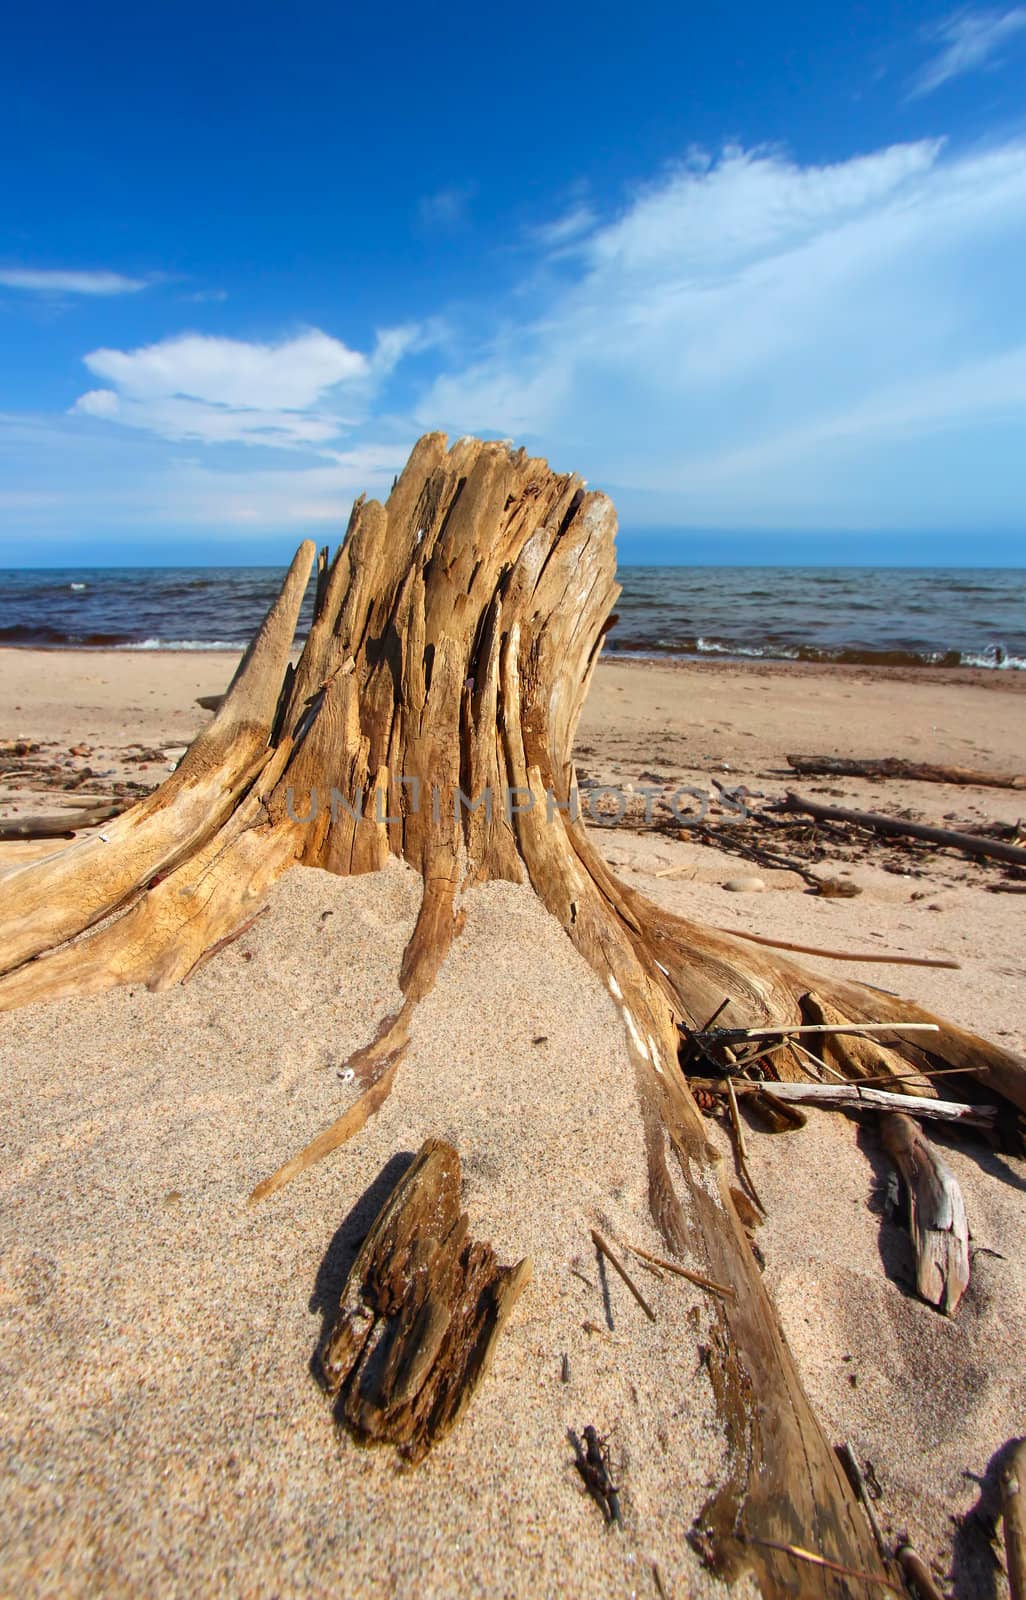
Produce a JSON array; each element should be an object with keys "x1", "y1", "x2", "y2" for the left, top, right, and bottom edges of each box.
[{"x1": 880, "y1": 1112, "x2": 970, "y2": 1316}]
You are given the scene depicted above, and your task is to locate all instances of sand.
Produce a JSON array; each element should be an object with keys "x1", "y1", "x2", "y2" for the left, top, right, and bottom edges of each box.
[{"x1": 1, "y1": 648, "x2": 1025, "y2": 1598}]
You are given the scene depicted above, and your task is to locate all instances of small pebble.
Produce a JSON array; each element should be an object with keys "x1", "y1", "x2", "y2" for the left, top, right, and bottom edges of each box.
[{"x1": 723, "y1": 876, "x2": 765, "y2": 893}]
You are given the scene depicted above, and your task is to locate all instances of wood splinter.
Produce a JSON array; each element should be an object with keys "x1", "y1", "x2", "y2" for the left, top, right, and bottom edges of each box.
[
  {"x1": 319, "y1": 1138, "x2": 530, "y2": 1462},
  {"x1": 880, "y1": 1112, "x2": 970, "y2": 1316}
]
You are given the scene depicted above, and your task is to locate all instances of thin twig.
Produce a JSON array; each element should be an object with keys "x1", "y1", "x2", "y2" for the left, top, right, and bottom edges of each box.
[
  {"x1": 724, "y1": 1074, "x2": 767, "y2": 1215},
  {"x1": 791, "y1": 1037, "x2": 846, "y2": 1083},
  {"x1": 839, "y1": 1442, "x2": 888, "y2": 1561},
  {"x1": 713, "y1": 925, "x2": 960, "y2": 969},
  {"x1": 715, "y1": 1022, "x2": 941, "y2": 1042},
  {"x1": 591, "y1": 1229, "x2": 657, "y2": 1323},
  {"x1": 181, "y1": 905, "x2": 270, "y2": 984},
  {"x1": 746, "y1": 1538, "x2": 902, "y2": 1593},
  {"x1": 625, "y1": 1240, "x2": 735, "y2": 1301}
]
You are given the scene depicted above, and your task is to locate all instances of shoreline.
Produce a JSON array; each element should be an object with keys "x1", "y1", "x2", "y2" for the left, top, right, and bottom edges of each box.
[{"x1": 4, "y1": 641, "x2": 1025, "y2": 690}]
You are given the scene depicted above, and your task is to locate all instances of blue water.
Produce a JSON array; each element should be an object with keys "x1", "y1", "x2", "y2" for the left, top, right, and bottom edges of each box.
[{"x1": 0, "y1": 565, "x2": 1023, "y2": 669}]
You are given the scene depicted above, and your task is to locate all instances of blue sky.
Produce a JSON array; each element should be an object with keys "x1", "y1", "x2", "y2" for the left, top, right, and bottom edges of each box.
[{"x1": 2, "y1": 1, "x2": 1025, "y2": 566}]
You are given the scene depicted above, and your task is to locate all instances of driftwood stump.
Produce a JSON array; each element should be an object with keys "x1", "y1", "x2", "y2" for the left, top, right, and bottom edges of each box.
[{"x1": 3, "y1": 433, "x2": 1025, "y2": 1595}]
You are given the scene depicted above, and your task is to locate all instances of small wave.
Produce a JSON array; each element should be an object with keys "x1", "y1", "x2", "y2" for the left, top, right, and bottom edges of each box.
[
  {"x1": 607, "y1": 632, "x2": 1025, "y2": 668},
  {"x1": 115, "y1": 638, "x2": 242, "y2": 651},
  {"x1": 70, "y1": 582, "x2": 87, "y2": 591}
]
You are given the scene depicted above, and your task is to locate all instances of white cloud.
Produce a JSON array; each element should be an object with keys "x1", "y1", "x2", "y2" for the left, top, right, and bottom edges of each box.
[
  {"x1": 418, "y1": 138, "x2": 1026, "y2": 527},
  {"x1": 71, "y1": 327, "x2": 415, "y2": 450},
  {"x1": 0, "y1": 267, "x2": 149, "y2": 295},
  {"x1": 530, "y1": 203, "x2": 598, "y2": 252},
  {"x1": 83, "y1": 329, "x2": 367, "y2": 408},
  {"x1": 909, "y1": 6, "x2": 1026, "y2": 97},
  {"x1": 164, "y1": 443, "x2": 411, "y2": 527}
]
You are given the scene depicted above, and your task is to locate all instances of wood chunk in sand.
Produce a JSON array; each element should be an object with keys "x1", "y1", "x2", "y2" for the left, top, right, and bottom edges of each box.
[
  {"x1": 319, "y1": 1138, "x2": 531, "y2": 1463},
  {"x1": 880, "y1": 1112, "x2": 970, "y2": 1316}
]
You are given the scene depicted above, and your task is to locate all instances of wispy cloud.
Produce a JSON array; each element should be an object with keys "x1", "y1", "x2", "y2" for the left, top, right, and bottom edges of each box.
[
  {"x1": 529, "y1": 203, "x2": 598, "y2": 254},
  {"x1": 418, "y1": 137, "x2": 1026, "y2": 528},
  {"x1": 0, "y1": 267, "x2": 150, "y2": 295},
  {"x1": 71, "y1": 327, "x2": 418, "y2": 450},
  {"x1": 418, "y1": 183, "x2": 476, "y2": 231},
  {"x1": 909, "y1": 6, "x2": 1026, "y2": 97}
]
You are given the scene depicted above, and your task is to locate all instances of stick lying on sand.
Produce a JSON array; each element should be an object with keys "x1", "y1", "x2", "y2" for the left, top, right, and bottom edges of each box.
[
  {"x1": 714, "y1": 926, "x2": 960, "y2": 970},
  {"x1": 786, "y1": 753, "x2": 1026, "y2": 790},
  {"x1": 590, "y1": 1228, "x2": 656, "y2": 1323},
  {"x1": 783, "y1": 791, "x2": 1026, "y2": 868},
  {"x1": 0, "y1": 802, "x2": 124, "y2": 841},
  {"x1": 685, "y1": 1078, "x2": 997, "y2": 1128},
  {"x1": 705, "y1": 1022, "x2": 941, "y2": 1043}
]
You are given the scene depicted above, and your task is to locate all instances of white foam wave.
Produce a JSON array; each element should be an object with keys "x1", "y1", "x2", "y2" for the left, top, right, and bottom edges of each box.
[{"x1": 115, "y1": 638, "x2": 241, "y2": 651}]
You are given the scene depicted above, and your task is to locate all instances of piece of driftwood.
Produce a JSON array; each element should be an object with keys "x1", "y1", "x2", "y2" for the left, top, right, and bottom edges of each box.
[
  {"x1": 1002, "y1": 1438, "x2": 1026, "y2": 1600},
  {"x1": 879, "y1": 1113, "x2": 970, "y2": 1316},
  {"x1": 6, "y1": 434, "x2": 1026, "y2": 1593},
  {"x1": 687, "y1": 1078, "x2": 996, "y2": 1130},
  {"x1": 625, "y1": 1239, "x2": 735, "y2": 1300},
  {"x1": 0, "y1": 802, "x2": 124, "y2": 840},
  {"x1": 714, "y1": 926, "x2": 960, "y2": 970},
  {"x1": 319, "y1": 1139, "x2": 530, "y2": 1462},
  {"x1": 591, "y1": 1228, "x2": 656, "y2": 1322},
  {"x1": 699, "y1": 1022, "x2": 942, "y2": 1045},
  {"x1": 837, "y1": 1444, "x2": 888, "y2": 1564},
  {"x1": 787, "y1": 753, "x2": 1026, "y2": 790},
  {"x1": 570, "y1": 1425, "x2": 623, "y2": 1527},
  {"x1": 783, "y1": 792, "x2": 1026, "y2": 868}
]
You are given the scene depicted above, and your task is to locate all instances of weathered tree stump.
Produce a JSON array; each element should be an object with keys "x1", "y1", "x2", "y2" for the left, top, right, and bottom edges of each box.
[{"x1": 2, "y1": 433, "x2": 1024, "y2": 1594}]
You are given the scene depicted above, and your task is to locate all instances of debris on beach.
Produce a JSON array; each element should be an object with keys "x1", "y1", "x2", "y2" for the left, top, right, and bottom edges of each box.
[
  {"x1": 318, "y1": 1138, "x2": 530, "y2": 1463},
  {"x1": 569, "y1": 1424, "x2": 623, "y2": 1528}
]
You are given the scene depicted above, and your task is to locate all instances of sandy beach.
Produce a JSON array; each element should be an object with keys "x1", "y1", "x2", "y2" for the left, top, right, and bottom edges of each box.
[{"x1": 1, "y1": 648, "x2": 1024, "y2": 1598}]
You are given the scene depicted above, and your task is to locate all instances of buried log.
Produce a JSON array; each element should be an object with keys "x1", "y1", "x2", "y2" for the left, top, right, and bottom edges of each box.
[
  {"x1": 786, "y1": 753, "x2": 1026, "y2": 790},
  {"x1": 3, "y1": 434, "x2": 1025, "y2": 1593},
  {"x1": 782, "y1": 791, "x2": 1026, "y2": 868},
  {"x1": 319, "y1": 1138, "x2": 531, "y2": 1462},
  {"x1": 879, "y1": 1113, "x2": 970, "y2": 1316}
]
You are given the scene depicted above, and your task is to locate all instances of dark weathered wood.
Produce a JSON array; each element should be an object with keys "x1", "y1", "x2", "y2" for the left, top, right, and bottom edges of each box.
[
  {"x1": 880, "y1": 1112, "x2": 970, "y2": 1316},
  {"x1": 783, "y1": 791, "x2": 1026, "y2": 867},
  {"x1": 787, "y1": 752, "x2": 1026, "y2": 789},
  {"x1": 1002, "y1": 1438, "x2": 1026, "y2": 1600},
  {"x1": 319, "y1": 1138, "x2": 531, "y2": 1462}
]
